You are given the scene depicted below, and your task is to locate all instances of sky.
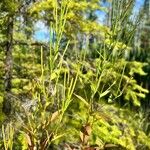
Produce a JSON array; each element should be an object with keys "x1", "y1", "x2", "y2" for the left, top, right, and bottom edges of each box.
[
  {"x1": 136, "y1": 0, "x2": 144, "y2": 8},
  {"x1": 135, "y1": 0, "x2": 144, "y2": 12},
  {"x1": 33, "y1": 21, "x2": 50, "y2": 42},
  {"x1": 34, "y1": 0, "x2": 145, "y2": 42}
]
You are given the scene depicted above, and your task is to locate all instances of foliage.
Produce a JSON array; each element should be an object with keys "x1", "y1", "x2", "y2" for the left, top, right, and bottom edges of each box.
[{"x1": 0, "y1": 0, "x2": 150, "y2": 150}]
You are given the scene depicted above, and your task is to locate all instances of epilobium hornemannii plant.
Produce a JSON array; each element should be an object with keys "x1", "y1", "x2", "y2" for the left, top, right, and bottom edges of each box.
[{"x1": 0, "y1": 0, "x2": 150, "y2": 149}]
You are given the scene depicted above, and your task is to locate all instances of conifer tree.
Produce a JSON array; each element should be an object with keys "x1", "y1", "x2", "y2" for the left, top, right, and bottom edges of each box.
[
  {"x1": 0, "y1": 0, "x2": 16, "y2": 115},
  {"x1": 0, "y1": 0, "x2": 35, "y2": 115}
]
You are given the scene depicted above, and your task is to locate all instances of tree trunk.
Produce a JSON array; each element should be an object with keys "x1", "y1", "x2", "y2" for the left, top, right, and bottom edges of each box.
[{"x1": 2, "y1": 15, "x2": 14, "y2": 116}]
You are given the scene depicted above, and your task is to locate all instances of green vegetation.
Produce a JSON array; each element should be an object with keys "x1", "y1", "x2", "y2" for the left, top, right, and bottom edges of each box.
[{"x1": 0, "y1": 0, "x2": 150, "y2": 149}]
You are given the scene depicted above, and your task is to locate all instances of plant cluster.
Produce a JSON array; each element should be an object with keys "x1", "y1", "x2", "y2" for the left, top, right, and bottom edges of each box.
[{"x1": 0, "y1": 0, "x2": 150, "y2": 150}]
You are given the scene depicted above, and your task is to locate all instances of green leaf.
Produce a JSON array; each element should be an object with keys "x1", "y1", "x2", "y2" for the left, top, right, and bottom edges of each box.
[
  {"x1": 74, "y1": 93, "x2": 89, "y2": 107},
  {"x1": 100, "y1": 90, "x2": 110, "y2": 98}
]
